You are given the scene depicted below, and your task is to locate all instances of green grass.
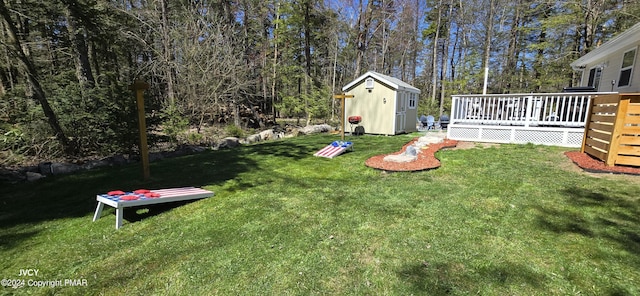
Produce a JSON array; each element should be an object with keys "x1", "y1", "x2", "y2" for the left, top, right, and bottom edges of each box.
[{"x1": 1, "y1": 134, "x2": 639, "y2": 295}]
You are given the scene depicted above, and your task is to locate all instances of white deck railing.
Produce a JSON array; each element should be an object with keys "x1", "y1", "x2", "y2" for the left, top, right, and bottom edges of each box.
[
  {"x1": 451, "y1": 92, "x2": 615, "y2": 127},
  {"x1": 447, "y1": 92, "x2": 617, "y2": 147}
]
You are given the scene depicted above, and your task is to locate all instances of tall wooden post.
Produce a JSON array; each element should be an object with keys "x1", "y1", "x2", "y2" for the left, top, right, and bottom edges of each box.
[
  {"x1": 333, "y1": 93, "x2": 354, "y2": 141},
  {"x1": 130, "y1": 80, "x2": 151, "y2": 180}
]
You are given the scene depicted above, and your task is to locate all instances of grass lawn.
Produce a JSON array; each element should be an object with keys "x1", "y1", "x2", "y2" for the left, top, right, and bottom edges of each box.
[{"x1": 1, "y1": 133, "x2": 639, "y2": 295}]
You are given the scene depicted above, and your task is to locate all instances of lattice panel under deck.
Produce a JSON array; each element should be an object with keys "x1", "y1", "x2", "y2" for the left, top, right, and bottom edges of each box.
[
  {"x1": 448, "y1": 125, "x2": 583, "y2": 147},
  {"x1": 481, "y1": 128, "x2": 512, "y2": 141},
  {"x1": 514, "y1": 130, "x2": 564, "y2": 144},
  {"x1": 566, "y1": 132, "x2": 585, "y2": 146},
  {"x1": 448, "y1": 127, "x2": 480, "y2": 140}
]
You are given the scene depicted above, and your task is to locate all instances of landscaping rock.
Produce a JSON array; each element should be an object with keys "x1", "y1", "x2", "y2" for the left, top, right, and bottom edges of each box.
[
  {"x1": 405, "y1": 145, "x2": 418, "y2": 156},
  {"x1": 383, "y1": 145, "x2": 420, "y2": 163},
  {"x1": 184, "y1": 145, "x2": 206, "y2": 153},
  {"x1": 50, "y1": 162, "x2": 81, "y2": 175},
  {"x1": 289, "y1": 129, "x2": 300, "y2": 137},
  {"x1": 82, "y1": 159, "x2": 111, "y2": 170},
  {"x1": 217, "y1": 137, "x2": 240, "y2": 149},
  {"x1": 109, "y1": 155, "x2": 129, "y2": 165},
  {"x1": 26, "y1": 171, "x2": 45, "y2": 182},
  {"x1": 259, "y1": 129, "x2": 275, "y2": 141},
  {"x1": 38, "y1": 162, "x2": 53, "y2": 175},
  {"x1": 417, "y1": 135, "x2": 444, "y2": 145},
  {"x1": 298, "y1": 124, "x2": 333, "y2": 135},
  {"x1": 0, "y1": 168, "x2": 25, "y2": 183},
  {"x1": 383, "y1": 153, "x2": 417, "y2": 163},
  {"x1": 244, "y1": 133, "x2": 262, "y2": 144}
]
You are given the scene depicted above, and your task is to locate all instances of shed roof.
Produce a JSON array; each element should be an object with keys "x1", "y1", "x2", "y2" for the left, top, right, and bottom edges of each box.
[
  {"x1": 342, "y1": 71, "x2": 421, "y2": 93},
  {"x1": 571, "y1": 22, "x2": 640, "y2": 70}
]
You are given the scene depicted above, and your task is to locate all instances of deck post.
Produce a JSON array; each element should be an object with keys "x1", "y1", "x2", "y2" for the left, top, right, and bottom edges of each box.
[{"x1": 524, "y1": 96, "x2": 533, "y2": 127}]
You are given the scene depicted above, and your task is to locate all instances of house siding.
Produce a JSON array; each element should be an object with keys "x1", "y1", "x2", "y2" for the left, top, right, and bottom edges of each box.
[
  {"x1": 573, "y1": 23, "x2": 640, "y2": 93},
  {"x1": 580, "y1": 45, "x2": 640, "y2": 92}
]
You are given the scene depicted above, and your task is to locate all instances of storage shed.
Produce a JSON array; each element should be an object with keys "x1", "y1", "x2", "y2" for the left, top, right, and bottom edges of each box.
[
  {"x1": 571, "y1": 22, "x2": 640, "y2": 92},
  {"x1": 342, "y1": 71, "x2": 420, "y2": 135}
]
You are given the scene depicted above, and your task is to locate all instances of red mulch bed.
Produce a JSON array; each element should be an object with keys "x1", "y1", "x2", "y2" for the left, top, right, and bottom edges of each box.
[
  {"x1": 365, "y1": 138, "x2": 458, "y2": 172},
  {"x1": 565, "y1": 151, "x2": 640, "y2": 175}
]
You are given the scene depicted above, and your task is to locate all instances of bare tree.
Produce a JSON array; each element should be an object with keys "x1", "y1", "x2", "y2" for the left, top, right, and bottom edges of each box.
[{"x1": 172, "y1": 5, "x2": 250, "y2": 130}]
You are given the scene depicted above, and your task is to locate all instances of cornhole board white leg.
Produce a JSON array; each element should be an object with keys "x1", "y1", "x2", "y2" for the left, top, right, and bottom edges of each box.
[
  {"x1": 93, "y1": 202, "x2": 104, "y2": 222},
  {"x1": 115, "y1": 207, "x2": 123, "y2": 229},
  {"x1": 92, "y1": 202, "x2": 124, "y2": 229}
]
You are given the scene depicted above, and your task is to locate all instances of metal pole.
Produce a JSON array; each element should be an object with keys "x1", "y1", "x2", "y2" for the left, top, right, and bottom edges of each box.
[{"x1": 483, "y1": 67, "x2": 489, "y2": 95}]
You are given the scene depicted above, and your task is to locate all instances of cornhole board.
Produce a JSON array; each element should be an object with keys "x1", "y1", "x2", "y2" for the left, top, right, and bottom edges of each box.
[
  {"x1": 93, "y1": 187, "x2": 214, "y2": 229},
  {"x1": 314, "y1": 141, "x2": 353, "y2": 159}
]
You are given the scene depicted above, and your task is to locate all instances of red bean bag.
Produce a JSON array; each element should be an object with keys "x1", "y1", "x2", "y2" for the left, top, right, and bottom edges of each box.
[{"x1": 120, "y1": 195, "x2": 140, "y2": 201}]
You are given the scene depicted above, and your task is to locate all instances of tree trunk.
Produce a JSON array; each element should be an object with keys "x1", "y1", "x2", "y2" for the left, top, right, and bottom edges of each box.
[
  {"x1": 439, "y1": 1, "x2": 453, "y2": 117},
  {"x1": 303, "y1": 0, "x2": 311, "y2": 126},
  {"x1": 331, "y1": 32, "x2": 338, "y2": 120},
  {"x1": 533, "y1": 3, "x2": 551, "y2": 92},
  {"x1": 411, "y1": 0, "x2": 420, "y2": 81},
  {"x1": 160, "y1": 0, "x2": 176, "y2": 105},
  {"x1": 271, "y1": 1, "x2": 280, "y2": 122},
  {"x1": 430, "y1": 0, "x2": 443, "y2": 103},
  {"x1": 0, "y1": 0, "x2": 73, "y2": 153},
  {"x1": 354, "y1": 0, "x2": 373, "y2": 78},
  {"x1": 64, "y1": 3, "x2": 95, "y2": 89},
  {"x1": 503, "y1": 0, "x2": 521, "y2": 92}
]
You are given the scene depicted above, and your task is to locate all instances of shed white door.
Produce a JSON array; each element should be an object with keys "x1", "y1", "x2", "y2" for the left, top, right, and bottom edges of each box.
[{"x1": 395, "y1": 91, "x2": 407, "y2": 133}]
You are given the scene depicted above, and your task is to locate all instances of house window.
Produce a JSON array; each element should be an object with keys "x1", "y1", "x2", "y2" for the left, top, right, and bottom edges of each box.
[
  {"x1": 408, "y1": 93, "x2": 417, "y2": 109},
  {"x1": 618, "y1": 48, "x2": 637, "y2": 87},
  {"x1": 587, "y1": 67, "x2": 602, "y2": 90}
]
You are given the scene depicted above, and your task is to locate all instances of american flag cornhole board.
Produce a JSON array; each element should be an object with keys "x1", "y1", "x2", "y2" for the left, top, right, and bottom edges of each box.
[
  {"x1": 313, "y1": 141, "x2": 353, "y2": 159},
  {"x1": 93, "y1": 187, "x2": 214, "y2": 229}
]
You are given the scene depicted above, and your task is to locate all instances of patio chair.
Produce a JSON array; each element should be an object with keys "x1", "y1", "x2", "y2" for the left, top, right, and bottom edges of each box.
[
  {"x1": 425, "y1": 115, "x2": 435, "y2": 130},
  {"x1": 419, "y1": 115, "x2": 428, "y2": 130}
]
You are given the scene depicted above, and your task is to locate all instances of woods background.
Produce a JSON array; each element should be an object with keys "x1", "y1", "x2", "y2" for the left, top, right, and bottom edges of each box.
[{"x1": 1, "y1": 0, "x2": 639, "y2": 164}]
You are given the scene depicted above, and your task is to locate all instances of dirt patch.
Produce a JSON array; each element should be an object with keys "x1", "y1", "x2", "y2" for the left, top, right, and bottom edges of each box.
[{"x1": 449, "y1": 141, "x2": 500, "y2": 150}]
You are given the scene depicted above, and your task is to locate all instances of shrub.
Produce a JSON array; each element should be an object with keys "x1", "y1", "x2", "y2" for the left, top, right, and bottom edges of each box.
[{"x1": 225, "y1": 124, "x2": 244, "y2": 138}]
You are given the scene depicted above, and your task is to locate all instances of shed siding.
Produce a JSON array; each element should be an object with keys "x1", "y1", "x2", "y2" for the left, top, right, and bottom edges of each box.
[
  {"x1": 344, "y1": 78, "x2": 398, "y2": 135},
  {"x1": 404, "y1": 92, "x2": 418, "y2": 133}
]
